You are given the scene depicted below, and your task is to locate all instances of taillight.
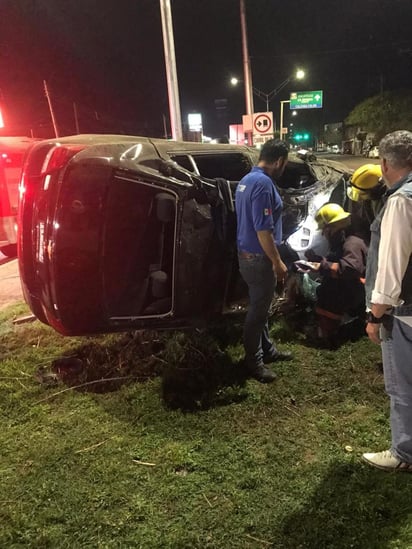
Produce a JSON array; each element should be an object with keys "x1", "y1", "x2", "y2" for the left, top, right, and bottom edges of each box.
[{"x1": 40, "y1": 144, "x2": 85, "y2": 175}]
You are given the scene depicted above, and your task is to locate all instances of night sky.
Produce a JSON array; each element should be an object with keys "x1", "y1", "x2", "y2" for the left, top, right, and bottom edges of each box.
[{"x1": 1, "y1": 0, "x2": 412, "y2": 139}]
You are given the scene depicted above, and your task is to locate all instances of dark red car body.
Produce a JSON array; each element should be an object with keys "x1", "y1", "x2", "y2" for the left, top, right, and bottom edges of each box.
[{"x1": 18, "y1": 134, "x2": 350, "y2": 336}]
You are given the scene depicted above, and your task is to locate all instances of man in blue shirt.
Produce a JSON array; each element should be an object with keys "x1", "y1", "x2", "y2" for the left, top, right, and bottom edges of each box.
[{"x1": 236, "y1": 139, "x2": 292, "y2": 383}]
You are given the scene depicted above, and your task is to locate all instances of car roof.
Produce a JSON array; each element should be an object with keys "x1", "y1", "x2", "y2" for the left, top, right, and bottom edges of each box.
[
  {"x1": 26, "y1": 134, "x2": 350, "y2": 184},
  {"x1": 33, "y1": 134, "x2": 254, "y2": 154}
]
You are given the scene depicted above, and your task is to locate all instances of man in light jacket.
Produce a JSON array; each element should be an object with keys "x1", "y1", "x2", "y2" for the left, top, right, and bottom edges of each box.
[{"x1": 362, "y1": 130, "x2": 412, "y2": 472}]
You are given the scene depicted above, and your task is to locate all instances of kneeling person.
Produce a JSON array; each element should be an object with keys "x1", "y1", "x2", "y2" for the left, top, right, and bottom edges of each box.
[{"x1": 305, "y1": 203, "x2": 368, "y2": 347}]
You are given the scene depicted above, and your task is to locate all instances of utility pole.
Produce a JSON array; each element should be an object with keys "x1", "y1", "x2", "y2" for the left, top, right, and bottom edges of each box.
[
  {"x1": 239, "y1": 0, "x2": 254, "y2": 145},
  {"x1": 43, "y1": 80, "x2": 59, "y2": 137},
  {"x1": 159, "y1": 0, "x2": 183, "y2": 141},
  {"x1": 73, "y1": 102, "x2": 80, "y2": 134},
  {"x1": 240, "y1": 0, "x2": 254, "y2": 116}
]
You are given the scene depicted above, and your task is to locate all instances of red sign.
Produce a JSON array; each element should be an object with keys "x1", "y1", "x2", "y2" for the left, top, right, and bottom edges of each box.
[{"x1": 253, "y1": 113, "x2": 272, "y2": 134}]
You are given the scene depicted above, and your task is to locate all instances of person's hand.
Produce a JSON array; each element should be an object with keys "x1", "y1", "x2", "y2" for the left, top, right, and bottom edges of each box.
[
  {"x1": 294, "y1": 260, "x2": 320, "y2": 273},
  {"x1": 305, "y1": 249, "x2": 322, "y2": 262},
  {"x1": 366, "y1": 322, "x2": 382, "y2": 344},
  {"x1": 273, "y1": 260, "x2": 288, "y2": 282}
]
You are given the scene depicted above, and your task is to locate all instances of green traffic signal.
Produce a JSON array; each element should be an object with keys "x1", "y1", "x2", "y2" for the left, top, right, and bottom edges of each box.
[{"x1": 294, "y1": 132, "x2": 310, "y2": 141}]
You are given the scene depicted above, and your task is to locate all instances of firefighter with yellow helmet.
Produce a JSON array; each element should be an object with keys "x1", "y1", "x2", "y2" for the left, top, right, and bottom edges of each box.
[
  {"x1": 347, "y1": 164, "x2": 386, "y2": 229},
  {"x1": 348, "y1": 164, "x2": 383, "y2": 200},
  {"x1": 302, "y1": 203, "x2": 368, "y2": 347}
]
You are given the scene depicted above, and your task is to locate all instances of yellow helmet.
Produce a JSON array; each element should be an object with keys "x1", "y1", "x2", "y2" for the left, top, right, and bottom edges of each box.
[
  {"x1": 348, "y1": 164, "x2": 382, "y2": 202},
  {"x1": 315, "y1": 203, "x2": 351, "y2": 229}
]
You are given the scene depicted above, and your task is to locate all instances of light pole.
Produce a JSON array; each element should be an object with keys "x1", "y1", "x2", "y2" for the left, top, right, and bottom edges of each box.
[
  {"x1": 239, "y1": 0, "x2": 254, "y2": 117},
  {"x1": 159, "y1": 0, "x2": 183, "y2": 141},
  {"x1": 231, "y1": 69, "x2": 305, "y2": 114},
  {"x1": 254, "y1": 70, "x2": 304, "y2": 113},
  {"x1": 230, "y1": 78, "x2": 271, "y2": 113},
  {"x1": 279, "y1": 100, "x2": 290, "y2": 141}
]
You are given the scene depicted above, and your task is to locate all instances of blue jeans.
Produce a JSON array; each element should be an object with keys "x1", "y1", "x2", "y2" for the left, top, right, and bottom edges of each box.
[
  {"x1": 238, "y1": 254, "x2": 277, "y2": 369},
  {"x1": 381, "y1": 304, "x2": 412, "y2": 463}
]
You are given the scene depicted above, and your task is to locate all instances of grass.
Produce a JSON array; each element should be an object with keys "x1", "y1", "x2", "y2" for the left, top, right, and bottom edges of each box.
[{"x1": 1, "y1": 302, "x2": 412, "y2": 548}]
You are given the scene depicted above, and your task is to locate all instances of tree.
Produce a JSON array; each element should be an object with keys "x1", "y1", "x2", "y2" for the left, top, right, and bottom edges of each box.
[{"x1": 345, "y1": 90, "x2": 412, "y2": 140}]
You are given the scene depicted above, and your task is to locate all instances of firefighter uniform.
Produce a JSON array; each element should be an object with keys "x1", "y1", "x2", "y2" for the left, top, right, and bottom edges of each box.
[{"x1": 312, "y1": 204, "x2": 368, "y2": 345}]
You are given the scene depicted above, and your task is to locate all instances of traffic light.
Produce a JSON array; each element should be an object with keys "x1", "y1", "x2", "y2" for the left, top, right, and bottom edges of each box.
[{"x1": 293, "y1": 132, "x2": 310, "y2": 142}]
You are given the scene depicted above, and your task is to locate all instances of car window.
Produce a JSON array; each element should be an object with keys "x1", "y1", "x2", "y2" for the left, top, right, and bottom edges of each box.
[
  {"x1": 191, "y1": 153, "x2": 252, "y2": 181},
  {"x1": 277, "y1": 161, "x2": 316, "y2": 190},
  {"x1": 170, "y1": 154, "x2": 196, "y2": 173}
]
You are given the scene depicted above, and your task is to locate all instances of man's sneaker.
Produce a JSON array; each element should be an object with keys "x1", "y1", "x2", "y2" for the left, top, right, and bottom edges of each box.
[
  {"x1": 263, "y1": 350, "x2": 293, "y2": 364},
  {"x1": 249, "y1": 365, "x2": 277, "y2": 384},
  {"x1": 362, "y1": 449, "x2": 412, "y2": 472}
]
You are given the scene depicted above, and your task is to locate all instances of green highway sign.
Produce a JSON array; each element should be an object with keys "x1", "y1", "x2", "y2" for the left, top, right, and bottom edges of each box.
[{"x1": 290, "y1": 90, "x2": 323, "y2": 109}]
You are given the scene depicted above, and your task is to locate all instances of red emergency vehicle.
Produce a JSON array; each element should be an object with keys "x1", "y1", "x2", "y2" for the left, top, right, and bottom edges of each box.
[{"x1": 0, "y1": 137, "x2": 38, "y2": 256}]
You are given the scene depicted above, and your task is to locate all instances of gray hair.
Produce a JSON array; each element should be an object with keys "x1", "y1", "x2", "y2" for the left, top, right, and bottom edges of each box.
[{"x1": 379, "y1": 130, "x2": 412, "y2": 170}]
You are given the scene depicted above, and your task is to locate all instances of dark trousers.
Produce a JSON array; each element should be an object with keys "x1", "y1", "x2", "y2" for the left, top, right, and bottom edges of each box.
[
  {"x1": 238, "y1": 254, "x2": 277, "y2": 368},
  {"x1": 317, "y1": 278, "x2": 365, "y2": 317}
]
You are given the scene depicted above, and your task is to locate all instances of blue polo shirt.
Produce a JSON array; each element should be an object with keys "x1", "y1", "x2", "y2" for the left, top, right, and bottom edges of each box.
[{"x1": 235, "y1": 166, "x2": 283, "y2": 253}]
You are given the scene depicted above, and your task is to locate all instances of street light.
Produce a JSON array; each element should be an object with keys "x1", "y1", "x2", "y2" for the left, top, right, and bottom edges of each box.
[
  {"x1": 255, "y1": 69, "x2": 305, "y2": 113},
  {"x1": 231, "y1": 69, "x2": 305, "y2": 113}
]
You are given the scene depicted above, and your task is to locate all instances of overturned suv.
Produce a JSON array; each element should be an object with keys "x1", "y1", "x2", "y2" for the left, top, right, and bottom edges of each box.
[{"x1": 18, "y1": 135, "x2": 350, "y2": 335}]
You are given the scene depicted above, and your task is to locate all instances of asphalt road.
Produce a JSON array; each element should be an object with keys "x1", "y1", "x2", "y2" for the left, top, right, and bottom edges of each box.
[
  {"x1": 0, "y1": 154, "x2": 380, "y2": 311},
  {"x1": 321, "y1": 153, "x2": 380, "y2": 170}
]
